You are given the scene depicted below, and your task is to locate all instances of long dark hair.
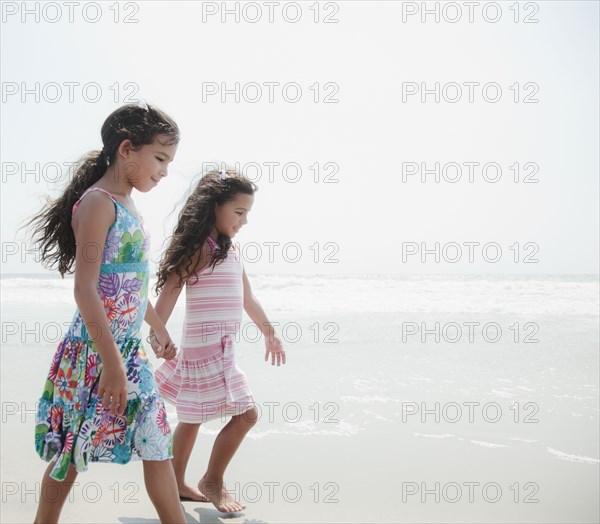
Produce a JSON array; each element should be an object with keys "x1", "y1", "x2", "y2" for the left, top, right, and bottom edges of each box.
[
  {"x1": 26, "y1": 103, "x2": 179, "y2": 277},
  {"x1": 155, "y1": 169, "x2": 257, "y2": 293}
]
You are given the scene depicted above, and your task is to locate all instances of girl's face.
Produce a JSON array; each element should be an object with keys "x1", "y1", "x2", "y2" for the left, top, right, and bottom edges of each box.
[
  {"x1": 214, "y1": 192, "x2": 254, "y2": 238},
  {"x1": 122, "y1": 135, "x2": 178, "y2": 193}
]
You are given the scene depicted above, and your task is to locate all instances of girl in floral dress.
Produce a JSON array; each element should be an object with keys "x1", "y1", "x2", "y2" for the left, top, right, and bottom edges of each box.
[{"x1": 27, "y1": 104, "x2": 186, "y2": 523}]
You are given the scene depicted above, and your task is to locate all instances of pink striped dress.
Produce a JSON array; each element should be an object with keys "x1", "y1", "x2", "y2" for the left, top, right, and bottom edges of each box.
[{"x1": 155, "y1": 236, "x2": 254, "y2": 423}]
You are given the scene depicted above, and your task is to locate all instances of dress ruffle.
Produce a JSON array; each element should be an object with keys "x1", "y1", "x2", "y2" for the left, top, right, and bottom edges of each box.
[
  {"x1": 35, "y1": 336, "x2": 172, "y2": 481},
  {"x1": 156, "y1": 335, "x2": 254, "y2": 423}
]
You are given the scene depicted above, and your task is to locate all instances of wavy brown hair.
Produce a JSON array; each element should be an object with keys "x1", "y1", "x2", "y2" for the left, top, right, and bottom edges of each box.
[
  {"x1": 155, "y1": 169, "x2": 258, "y2": 293},
  {"x1": 25, "y1": 103, "x2": 179, "y2": 277}
]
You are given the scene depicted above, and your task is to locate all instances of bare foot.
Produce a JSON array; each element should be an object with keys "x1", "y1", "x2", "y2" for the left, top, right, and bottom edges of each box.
[
  {"x1": 198, "y1": 475, "x2": 246, "y2": 513},
  {"x1": 179, "y1": 483, "x2": 209, "y2": 502}
]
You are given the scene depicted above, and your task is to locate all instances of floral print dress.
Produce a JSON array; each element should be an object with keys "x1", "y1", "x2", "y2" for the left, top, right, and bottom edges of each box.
[{"x1": 35, "y1": 187, "x2": 172, "y2": 481}]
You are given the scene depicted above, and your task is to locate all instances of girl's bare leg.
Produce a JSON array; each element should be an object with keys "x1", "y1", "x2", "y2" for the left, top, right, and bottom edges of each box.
[
  {"x1": 33, "y1": 462, "x2": 78, "y2": 524},
  {"x1": 143, "y1": 460, "x2": 186, "y2": 523},
  {"x1": 198, "y1": 407, "x2": 258, "y2": 513},
  {"x1": 172, "y1": 422, "x2": 208, "y2": 501}
]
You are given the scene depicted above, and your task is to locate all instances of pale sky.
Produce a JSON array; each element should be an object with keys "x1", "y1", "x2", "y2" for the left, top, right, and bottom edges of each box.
[{"x1": 1, "y1": 1, "x2": 598, "y2": 275}]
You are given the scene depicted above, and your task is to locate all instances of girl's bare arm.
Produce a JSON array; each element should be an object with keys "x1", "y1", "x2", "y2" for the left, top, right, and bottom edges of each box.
[
  {"x1": 71, "y1": 191, "x2": 127, "y2": 415},
  {"x1": 242, "y1": 268, "x2": 273, "y2": 336},
  {"x1": 144, "y1": 302, "x2": 175, "y2": 340},
  {"x1": 152, "y1": 271, "x2": 185, "y2": 325},
  {"x1": 151, "y1": 244, "x2": 212, "y2": 325},
  {"x1": 242, "y1": 268, "x2": 286, "y2": 365}
]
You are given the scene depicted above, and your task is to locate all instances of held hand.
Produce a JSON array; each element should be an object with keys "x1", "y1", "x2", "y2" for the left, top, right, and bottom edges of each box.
[
  {"x1": 149, "y1": 330, "x2": 178, "y2": 360},
  {"x1": 264, "y1": 333, "x2": 286, "y2": 366},
  {"x1": 148, "y1": 332, "x2": 163, "y2": 357},
  {"x1": 98, "y1": 360, "x2": 128, "y2": 416},
  {"x1": 161, "y1": 339, "x2": 178, "y2": 360}
]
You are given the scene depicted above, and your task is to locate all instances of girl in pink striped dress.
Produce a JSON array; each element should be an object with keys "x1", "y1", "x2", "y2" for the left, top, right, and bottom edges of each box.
[{"x1": 150, "y1": 169, "x2": 286, "y2": 513}]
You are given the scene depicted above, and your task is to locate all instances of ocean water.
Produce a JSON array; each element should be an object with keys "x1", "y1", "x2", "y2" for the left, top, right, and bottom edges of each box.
[{"x1": 2, "y1": 272, "x2": 598, "y2": 316}]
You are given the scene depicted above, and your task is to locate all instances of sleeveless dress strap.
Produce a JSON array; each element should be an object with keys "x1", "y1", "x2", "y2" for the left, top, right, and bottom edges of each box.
[
  {"x1": 206, "y1": 236, "x2": 217, "y2": 252},
  {"x1": 72, "y1": 187, "x2": 117, "y2": 217}
]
